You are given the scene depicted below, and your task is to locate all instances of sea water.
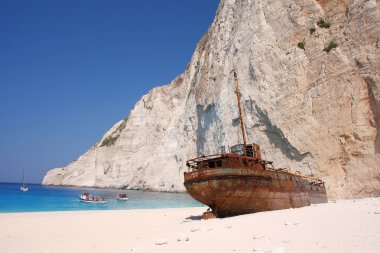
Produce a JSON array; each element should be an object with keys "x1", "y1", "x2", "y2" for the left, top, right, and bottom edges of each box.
[{"x1": 0, "y1": 182, "x2": 202, "y2": 213}]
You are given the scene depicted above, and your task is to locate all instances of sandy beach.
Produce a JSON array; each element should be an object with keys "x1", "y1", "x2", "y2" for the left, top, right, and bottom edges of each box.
[{"x1": 1, "y1": 198, "x2": 379, "y2": 253}]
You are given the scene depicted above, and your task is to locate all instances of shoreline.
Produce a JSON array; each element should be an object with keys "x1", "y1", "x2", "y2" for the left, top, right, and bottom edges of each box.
[
  {"x1": 40, "y1": 182, "x2": 188, "y2": 193},
  {"x1": 0, "y1": 183, "x2": 200, "y2": 213},
  {"x1": 1, "y1": 198, "x2": 379, "y2": 253}
]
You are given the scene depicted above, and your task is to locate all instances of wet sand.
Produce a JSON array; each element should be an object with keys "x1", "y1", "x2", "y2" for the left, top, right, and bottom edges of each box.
[{"x1": 0, "y1": 198, "x2": 379, "y2": 253}]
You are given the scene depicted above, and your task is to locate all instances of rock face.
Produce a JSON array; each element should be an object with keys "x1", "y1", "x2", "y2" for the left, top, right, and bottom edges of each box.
[{"x1": 43, "y1": 0, "x2": 380, "y2": 199}]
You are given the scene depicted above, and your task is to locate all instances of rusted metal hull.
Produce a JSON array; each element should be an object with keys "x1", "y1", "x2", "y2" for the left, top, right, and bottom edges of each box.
[
  {"x1": 184, "y1": 167, "x2": 327, "y2": 217},
  {"x1": 184, "y1": 71, "x2": 328, "y2": 217}
]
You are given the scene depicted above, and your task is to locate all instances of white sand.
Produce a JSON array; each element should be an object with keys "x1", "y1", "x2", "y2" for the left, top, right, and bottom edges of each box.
[{"x1": 1, "y1": 198, "x2": 379, "y2": 253}]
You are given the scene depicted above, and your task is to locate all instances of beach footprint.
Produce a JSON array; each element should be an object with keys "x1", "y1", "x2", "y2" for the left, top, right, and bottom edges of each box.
[
  {"x1": 155, "y1": 239, "x2": 168, "y2": 245},
  {"x1": 177, "y1": 234, "x2": 190, "y2": 242}
]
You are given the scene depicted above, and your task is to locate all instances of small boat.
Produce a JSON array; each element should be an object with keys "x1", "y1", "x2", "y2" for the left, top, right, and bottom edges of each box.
[
  {"x1": 79, "y1": 192, "x2": 107, "y2": 204},
  {"x1": 117, "y1": 193, "x2": 128, "y2": 201},
  {"x1": 20, "y1": 186, "x2": 28, "y2": 192},
  {"x1": 20, "y1": 169, "x2": 28, "y2": 192}
]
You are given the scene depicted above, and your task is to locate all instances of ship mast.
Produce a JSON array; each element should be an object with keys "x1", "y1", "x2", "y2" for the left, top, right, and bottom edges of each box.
[
  {"x1": 233, "y1": 70, "x2": 247, "y2": 156},
  {"x1": 21, "y1": 169, "x2": 25, "y2": 187}
]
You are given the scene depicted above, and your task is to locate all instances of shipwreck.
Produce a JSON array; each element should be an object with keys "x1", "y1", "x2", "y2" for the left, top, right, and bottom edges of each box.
[{"x1": 184, "y1": 70, "x2": 328, "y2": 218}]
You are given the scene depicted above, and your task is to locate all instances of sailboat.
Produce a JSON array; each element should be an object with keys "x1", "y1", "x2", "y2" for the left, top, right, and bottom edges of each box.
[{"x1": 20, "y1": 169, "x2": 28, "y2": 192}]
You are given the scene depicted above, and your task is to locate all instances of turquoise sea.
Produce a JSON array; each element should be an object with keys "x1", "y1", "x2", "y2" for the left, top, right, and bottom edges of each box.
[{"x1": 0, "y1": 182, "x2": 202, "y2": 213}]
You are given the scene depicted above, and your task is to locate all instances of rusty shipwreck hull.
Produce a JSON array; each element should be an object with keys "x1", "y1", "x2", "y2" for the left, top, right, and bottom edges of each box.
[
  {"x1": 184, "y1": 164, "x2": 327, "y2": 217},
  {"x1": 184, "y1": 72, "x2": 327, "y2": 217}
]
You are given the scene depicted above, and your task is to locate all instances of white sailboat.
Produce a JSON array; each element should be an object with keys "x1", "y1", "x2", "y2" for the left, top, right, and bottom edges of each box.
[{"x1": 20, "y1": 169, "x2": 28, "y2": 192}]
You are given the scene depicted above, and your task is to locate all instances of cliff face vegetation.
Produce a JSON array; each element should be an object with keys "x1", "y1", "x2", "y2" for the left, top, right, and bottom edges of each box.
[{"x1": 43, "y1": 0, "x2": 380, "y2": 199}]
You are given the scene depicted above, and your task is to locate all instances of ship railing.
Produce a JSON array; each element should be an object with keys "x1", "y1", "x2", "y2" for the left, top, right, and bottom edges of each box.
[
  {"x1": 267, "y1": 168, "x2": 325, "y2": 185},
  {"x1": 307, "y1": 179, "x2": 325, "y2": 185},
  {"x1": 268, "y1": 167, "x2": 288, "y2": 172},
  {"x1": 186, "y1": 154, "x2": 223, "y2": 167},
  {"x1": 295, "y1": 173, "x2": 325, "y2": 185},
  {"x1": 186, "y1": 154, "x2": 227, "y2": 172},
  {"x1": 186, "y1": 154, "x2": 275, "y2": 172}
]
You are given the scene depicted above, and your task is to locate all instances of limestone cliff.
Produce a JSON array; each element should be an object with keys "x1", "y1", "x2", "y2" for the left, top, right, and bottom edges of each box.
[{"x1": 43, "y1": 0, "x2": 380, "y2": 199}]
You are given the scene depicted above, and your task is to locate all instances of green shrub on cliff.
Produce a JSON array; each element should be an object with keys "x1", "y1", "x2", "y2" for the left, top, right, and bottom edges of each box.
[
  {"x1": 297, "y1": 39, "x2": 305, "y2": 50},
  {"x1": 317, "y1": 18, "x2": 331, "y2": 29},
  {"x1": 100, "y1": 136, "x2": 119, "y2": 147},
  {"x1": 323, "y1": 41, "x2": 338, "y2": 53}
]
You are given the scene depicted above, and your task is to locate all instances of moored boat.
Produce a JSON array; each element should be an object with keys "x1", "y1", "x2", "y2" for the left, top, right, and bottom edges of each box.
[
  {"x1": 79, "y1": 192, "x2": 107, "y2": 204},
  {"x1": 117, "y1": 193, "x2": 128, "y2": 201},
  {"x1": 184, "y1": 70, "x2": 328, "y2": 218},
  {"x1": 20, "y1": 169, "x2": 28, "y2": 192},
  {"x1": 20, "y1": 186, "x2": 28, "y2": 192}
]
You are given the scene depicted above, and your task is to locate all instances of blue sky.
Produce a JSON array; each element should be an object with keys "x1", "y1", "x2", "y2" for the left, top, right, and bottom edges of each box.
[{"x1": 0, "y1": 0, "x2": 219, "y2": 184}]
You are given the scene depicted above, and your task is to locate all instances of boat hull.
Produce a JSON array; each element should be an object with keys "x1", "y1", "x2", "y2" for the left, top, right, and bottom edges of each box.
[
  {"x1": 184, "y1": 167, "x2": 327, "y2": 217},
  {"x1": 79, "y1": 199, "x2": 107, "y2": 204},
  {"x1": 20, "y1": 186, "x2": 28, "y2": 192}
]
